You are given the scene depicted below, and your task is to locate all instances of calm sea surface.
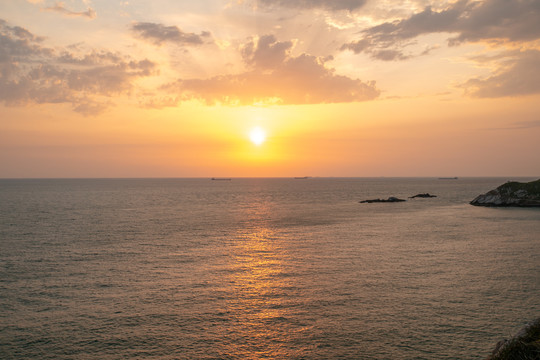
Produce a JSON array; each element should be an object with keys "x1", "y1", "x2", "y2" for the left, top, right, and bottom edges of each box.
[{"x1": 1, "y1": 177, "x2": 539, "y2": 359}]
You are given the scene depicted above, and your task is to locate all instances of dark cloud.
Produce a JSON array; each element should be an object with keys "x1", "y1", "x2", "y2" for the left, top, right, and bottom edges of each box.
[
  {"x1": 342, "y1": 0, "x2": 540, "y2": 60},
  {"x1": 43, "y1": 1, "x2": 97, "y2": 19},
  {"x1": 0, "y1": 20, "x2": 156, "y2": 115},
  {"x1": 131, "y1": 22, "x2": 211, "y2": 46},
  {"x1": 256, "y1": 0, "x2": 368, "y2": 11},
  {"x1": 65, "y1": 59, "x2": 156, "y2": 94},
  {"x1": 0, "y1": 20, "x2": 49, "y2": 63},
  {"x1": 448, "y1": 0, "x2": 540, "y2": 45},
  {"x1": 241, "y1": 35, "x2": 293, "y2": 69},
  {"x1": 340, "y1": 38, "x2": 371, "y2": 54},
  {"x1": 461, "y1": 50, "x2": 540, "y2": 98},
  {"x1": 161, "y1": 35, "x2": 379, "y2": 106}
]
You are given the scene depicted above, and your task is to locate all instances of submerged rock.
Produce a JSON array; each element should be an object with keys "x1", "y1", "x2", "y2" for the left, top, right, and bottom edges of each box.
[
  {"x1": 487, "y1": 318, "x2": 540, "y2": 360},
  {"x1": 360, "y1": 197, "x2": 406, "y2": 203},
  {"x1": 470, "y1": 179, "x2": 540, "y2": 207},
  {"x1": 409, "y1": 193, "x2": 437, "y2": 198}
]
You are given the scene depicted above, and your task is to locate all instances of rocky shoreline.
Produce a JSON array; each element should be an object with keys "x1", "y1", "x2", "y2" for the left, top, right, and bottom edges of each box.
[
  {"x1": 470, "y1": 179, "x2": 540, "y2": 207},
  {"x1": 487, "y1": 318, "x2": 540, "y2": 359}
]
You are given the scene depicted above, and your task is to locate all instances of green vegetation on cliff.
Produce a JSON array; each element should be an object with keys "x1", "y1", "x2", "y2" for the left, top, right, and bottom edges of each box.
[
  {"x1": 471, "y1": 179, "x2": 540, "y2": 207},
  {"x1": 488, "y1": 318, "x2": 540, "y2": 360},
  {"x1": 498, "y1": 179, "x2": 540, "y2": 196}
]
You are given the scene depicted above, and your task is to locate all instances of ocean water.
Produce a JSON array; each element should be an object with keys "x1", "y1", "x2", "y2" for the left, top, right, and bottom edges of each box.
[{"x1": 0, "y1": 177, "x2": 539, "y2": 359}]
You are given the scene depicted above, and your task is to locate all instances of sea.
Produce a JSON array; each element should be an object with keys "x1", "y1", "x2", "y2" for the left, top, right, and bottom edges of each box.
[{"x1": 0, "y1": 177, "x2": 539, "y2": 359}]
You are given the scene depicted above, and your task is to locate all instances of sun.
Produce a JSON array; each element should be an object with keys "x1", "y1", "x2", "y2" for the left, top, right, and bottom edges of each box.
[{"x1": 249, "y1": 126, "x2": 267, "y2": 146}]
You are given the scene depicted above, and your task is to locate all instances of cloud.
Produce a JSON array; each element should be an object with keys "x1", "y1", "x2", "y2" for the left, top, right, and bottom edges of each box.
[
  {"x1": 341, "y1": 0, "x2": 540, "y2": 60},
  {"x1": 511, "y1": 120, "x2": 540, "y2": 129},
  {"x1": 160, "y1": 35, "x2": 379, "y2": 106},
  {"x1": 72, "y1": 100, "x2": 113, "y2": 116},
  {"x1": 255, "y1": 0, "x2": 368, "y2": 11},
  {"x1": 43, "y1": 1, "x2": 97, "y2": 19},
  {"x1": 0, "y1": 20, "x2": 156, "y2": 115},
  {"x1": 461, "y1": 50, "x2": 540, "y2": 98},
  {"x1": 0, "y1": 20, "x2": 49, "y2": 63},
  {"x1": 447, "y1": 0, "x2": 540, "y2": 45},
  {"x1": 241, "y1": 35, "x2": 293, "y2": 69},
  {"x1": 131, "y1": 22, "x2": 211, "y2": 46}
]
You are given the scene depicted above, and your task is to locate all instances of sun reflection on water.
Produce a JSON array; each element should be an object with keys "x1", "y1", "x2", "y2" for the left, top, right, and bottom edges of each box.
[{"x1": 219, "y1": 223, "x2": 311, "y2": 358}]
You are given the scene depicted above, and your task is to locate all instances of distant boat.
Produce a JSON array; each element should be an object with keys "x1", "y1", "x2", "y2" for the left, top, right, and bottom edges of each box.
[
  {"x1": 211, "y1": 177, "x2": 231, "y2": 181},
  {"x1": 294, "y1": 176, "x2": 310, "y2": 179},
  {"x1": 439, "y1": 177, "x2": 458, "y2": 180}
]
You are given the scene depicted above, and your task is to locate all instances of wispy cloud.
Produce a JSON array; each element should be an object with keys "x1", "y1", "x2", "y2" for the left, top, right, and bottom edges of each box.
[
  {"x1": 461, "y1": 50, "x2": 540, "y2": 98},
  {"x1": 511, "y1": 120, "x2": 540, "y2": 129},
  {"x1": 131, "y1": 22, "x2": 211, "y2": 46},
  {"x1": 159, "y1": 35, "x2": 379, "y2": 106},
  {"x1": 43, "y1": 1, "x2": 96, "y2": 19}
]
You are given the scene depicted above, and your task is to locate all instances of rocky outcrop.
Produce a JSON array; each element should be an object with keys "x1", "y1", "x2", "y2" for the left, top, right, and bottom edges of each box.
[
  {"x1": 409, "y1": 193, "x2": 437, "y2": 198},
  {"x1": 487, "y1": 318, "x2": 540, "y2": 360},
  {"x1": 360, "y1": 197, "x2": 406, "y2": 203},
  {"x1": 470, "y1": 179, "x2": 540, "y2": 207}
]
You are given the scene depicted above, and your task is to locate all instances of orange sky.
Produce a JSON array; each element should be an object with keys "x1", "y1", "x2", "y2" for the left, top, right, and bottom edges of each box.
[{"x1": 1, "y1": 0, "x2": 539, "y2": 177}]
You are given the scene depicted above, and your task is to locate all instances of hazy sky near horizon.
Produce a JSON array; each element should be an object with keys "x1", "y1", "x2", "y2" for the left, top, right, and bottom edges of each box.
[{"x1": 1, "y1": 0, "x2": 539, "y2": 177}]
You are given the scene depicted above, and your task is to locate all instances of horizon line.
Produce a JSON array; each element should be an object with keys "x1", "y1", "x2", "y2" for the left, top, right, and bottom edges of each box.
[{"x1": 1, "y1": 176, "x2": 538, "y2": 180}]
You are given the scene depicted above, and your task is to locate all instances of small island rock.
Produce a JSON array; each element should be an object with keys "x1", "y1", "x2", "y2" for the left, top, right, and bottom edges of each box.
[
  {"x1": 360, "y1": 197, "x2": 406, "y2": 203},
  {"x1": 409, "y1": 193, "x2": 437, "y2": 198},
  {"x1": 470, "y1": 179, "x2": 540, "y2": 207}
]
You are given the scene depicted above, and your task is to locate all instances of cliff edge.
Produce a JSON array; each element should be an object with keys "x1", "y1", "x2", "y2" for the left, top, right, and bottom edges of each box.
[
  {"x1": 487, "y1": 318, "x2": 540, "y2": 360},
  {"x1": 470, "y1": 179, "x2": 540, "y2": 207}
]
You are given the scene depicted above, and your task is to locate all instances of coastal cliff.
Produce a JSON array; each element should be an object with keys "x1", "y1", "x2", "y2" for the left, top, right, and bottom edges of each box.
[
  {"x1": 487, "y1": 318, "x2": 540, "y2": 360},
  {"x1": 470, "y1": 179, "x2": 540, "y2": 207}
]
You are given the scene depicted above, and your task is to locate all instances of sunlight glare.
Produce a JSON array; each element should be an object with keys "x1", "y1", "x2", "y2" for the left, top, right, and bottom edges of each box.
[{"x1": 249, "y1": 126, "x2": 267, "y2": 146}]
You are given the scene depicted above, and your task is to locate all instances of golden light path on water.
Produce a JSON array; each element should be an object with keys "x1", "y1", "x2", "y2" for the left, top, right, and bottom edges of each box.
[
  {"x1": 224, "y1": 232, "x2": 292, "y2": 357},
  {"x1": 217, "y1": 195, "x2": 315, "y2": 358}
]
